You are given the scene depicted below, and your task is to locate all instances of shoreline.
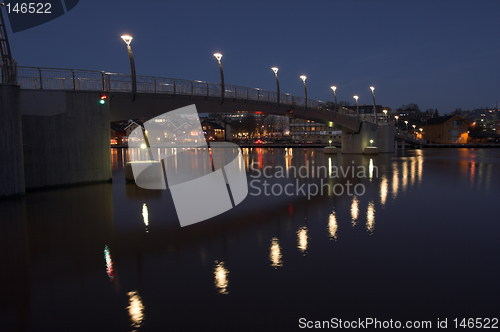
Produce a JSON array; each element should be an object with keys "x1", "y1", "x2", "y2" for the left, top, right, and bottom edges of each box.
[{"x1": 111, "y1": 143, "x2": 500, "y2": 149}]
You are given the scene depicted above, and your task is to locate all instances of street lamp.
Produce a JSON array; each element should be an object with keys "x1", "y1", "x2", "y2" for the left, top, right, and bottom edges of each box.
[
  {"x1": 300, "y1": 75, "x2": 307, "y2": 110},
  {"x1": 213, "y1": 52, "x2": 224, "y2": 104},
  {"x1": 271, "y1": 67, "x2": 280, "y2": 108},
  {"x1": 394, "y1": 115, "x2": 399, "y2": 128},
  {"x1": 383, "y1": 109, "x2": 388, "y2": 123},
  {"x1": 353, "y1": 95, "x2": 359, "y2": 116},
  {"x1": 369, "y1": 139, "x2": 374, "y2": 147},
  {"x1": 404, "y1": 120, "x2": 409, "y2": 131},
  {"x1": 369, "y1": 86, "x2": 378, "y2": 124},
  {"x1": 330, "y1": 86, "x2": 338, "y2": 113},
  {"x1": 121, "y1": 34, "x2": 136, "y2": 101}
]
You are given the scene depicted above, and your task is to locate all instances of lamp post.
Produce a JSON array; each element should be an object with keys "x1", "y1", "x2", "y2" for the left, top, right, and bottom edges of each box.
[
  {"x1": 330, "y1": 86, "x2": 338, "y2": 113},
  {"x1": 271, "y1": 67, "x2": 280, "y2": 108},
  {"x1": 369, "y1": 139, "x2": 374, "y2": 147},
  {"x1": 353, "y1": 95, "x2": 359, "y2": 116},
  {"x1": 121, "y1": 34, "x2": 136, "y2": 101},
  {"x1": 213, "y1": 52, "x2": 224, "y2": 104},
  {"x1": 412, "y1": 124, "x2": 417, "y2": 138},
  {"x1": 369, "y1": 86, "x2": 378, "y2": 124},
  {"x1": 394, "y1": 115, "x2": 399, "y2": 128},
  {"x1": 404, "y1": 120, "x2": 409, "y2": 131},
  {"x1": 300, "y1": 75, "x2": 308, "y2": 110},
  {"x1": 383, "y1": 109, "x2": 388, "y2": 123}
]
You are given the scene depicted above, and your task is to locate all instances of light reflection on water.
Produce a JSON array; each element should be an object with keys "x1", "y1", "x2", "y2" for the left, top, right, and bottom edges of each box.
[
  {"x1": 350, "y1": 196, "x2": 359, "y2": 226},
  {"x1": 269, "y1": 237, "x2": 283, "y2": 268},
  {"x1": 366, "y1": 201, "x2": 376, "y2": 234},
  {"x1": 214, "y1": 261, "x2": 230, "y2": 295},
  {"x1": 1, "y1": 148, "x2": 499, "y2": 331},
  {"x1": 104, "y1": 245, "x2": 115, "y2": 281},
  {"x1": 380, "y1": 175, "x2": 388, "y2": 206},
  {"x1": 296, "y1": 226, "x2": 309, "y2": 254},
  {"x1": 127, "y1": 290, "x2": 145, "y2": 328},
  {"x1": 142, "y1": 203, "x2": 149, "y2": 233},
  {"x1": 327, "y1": 211, "x2": 338, "y2": 240}
]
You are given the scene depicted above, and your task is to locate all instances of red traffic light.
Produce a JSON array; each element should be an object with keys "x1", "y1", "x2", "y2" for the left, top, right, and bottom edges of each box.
[{"x1": 99, "y1": 94, "x2": 108, "y2": 105}]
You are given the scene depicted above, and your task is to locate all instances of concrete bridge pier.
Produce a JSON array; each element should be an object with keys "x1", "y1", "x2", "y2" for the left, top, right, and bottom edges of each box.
[
  {"x1": 0, "y1": 85, "x2": 25, "y2": 197},
  {"x1": 0, "y1": 87, "x2": 112, "y2": 198},
  {"x1": 376, "y1": 124, "x2": 395, "y2": 153},
  {"x1": 20, "y1": 90, "x2": 112, "y2": 189},
  {"x1": 341, "y1": 122, "x2": 395, "y2": 154}
]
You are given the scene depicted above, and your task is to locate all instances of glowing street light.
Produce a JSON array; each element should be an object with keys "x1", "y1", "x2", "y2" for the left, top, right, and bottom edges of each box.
[
  {"x1": 383, "y1": 109, "x2": 388, "y2": 122},
  {"x1": 271, "y1": 67, "x2": 280, "y2": 108},
  {"x1": 369, "y1": 139, "x2": 374, "y2": 147},
  {"x1": 369, "y1": 86, "x2": 378, "y2": 124},
  {"x1": 213, "y1": 52, "x2": 225, "y2": 104},
  {"x1": 394, "y1": 115, "x2": 399, "y2": 128},
  {"x1": 121, "y1": 34, "x2": 133, "y2": 46},
  {"x1": 404, "y1": 120, "x2": 409, "y2": 131},
  {"x1": 121, "y1": 34, "x2": 136, "y2": 100},
  {"x1": 330, "y1": 86, "x2": 338, "y2": 113},
  {"x1": 353, "y1": 95, "x2": 360, "y2": 115},
  {"x1": 300, "y1": 75, "x2": 308, "y2": 111}
]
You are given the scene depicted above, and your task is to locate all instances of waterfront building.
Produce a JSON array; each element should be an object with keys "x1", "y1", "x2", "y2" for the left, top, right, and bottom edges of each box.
[{"x1": 421, "y1": 115, "x2": 468, "y2": 144}]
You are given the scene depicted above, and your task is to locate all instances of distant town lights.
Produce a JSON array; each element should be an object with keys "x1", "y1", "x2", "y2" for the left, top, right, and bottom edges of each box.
[
  {"x1": 120, "y1": 34, "x2": 133, "y2": 46},
  {"x1": 213, "y1": 52, "x2": 223, "y2": 62}
]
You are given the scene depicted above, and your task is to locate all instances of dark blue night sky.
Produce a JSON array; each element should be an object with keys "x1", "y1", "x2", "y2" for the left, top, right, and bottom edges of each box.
[{"x1": 8, "y1": 0, "x2": 500, "y2": 113}]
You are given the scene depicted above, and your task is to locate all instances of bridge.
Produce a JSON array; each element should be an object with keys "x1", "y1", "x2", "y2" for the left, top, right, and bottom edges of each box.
[
  {"x1": 16, "y1": 66, "x2": 363, "y2": 131},
  {"x1": 1, "y1": 65, "x2": 418, "y2": 197}
]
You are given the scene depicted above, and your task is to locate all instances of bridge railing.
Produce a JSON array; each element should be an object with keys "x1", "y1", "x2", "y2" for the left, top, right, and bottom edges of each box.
[
  {"x1": 15, "y1": 66, "x2": 375, "y2": 128},
  {"x1": 16, "y1": 66, "x2": 322, "y2": 108}
]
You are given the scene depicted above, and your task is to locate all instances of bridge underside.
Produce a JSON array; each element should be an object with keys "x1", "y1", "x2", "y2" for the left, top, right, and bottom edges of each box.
[{"x1": 109, "y1": 92, "x2": 361, "y2": 132}]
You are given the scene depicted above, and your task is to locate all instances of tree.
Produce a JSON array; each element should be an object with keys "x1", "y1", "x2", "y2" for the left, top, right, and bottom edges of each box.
[
  {"x1": 396, "y1": 103, "x2": 421, "y2": 114},
  {"x1": 239, "y1": 114, "x2": 258, "y2": 137},
  {"x1": 263, "y1": 115, "x2": 289, "y2": 136},
  {"x1": 425, "y1": 108, "x2": 439, "y2": 118}
]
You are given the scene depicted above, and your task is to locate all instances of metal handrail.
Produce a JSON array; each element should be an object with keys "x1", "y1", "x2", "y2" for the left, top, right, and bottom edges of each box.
[
  {"x1": 15, "y1": 66, "x2": 320, "y2": 108},
  {"x1": 14, "y1": 65, "x2": 375, "y2": 124}
]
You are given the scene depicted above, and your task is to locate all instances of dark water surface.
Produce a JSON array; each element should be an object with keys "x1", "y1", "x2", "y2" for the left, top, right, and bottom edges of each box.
[{"x1": 1, "y1": 148, "x2": 499, "y2": 331}]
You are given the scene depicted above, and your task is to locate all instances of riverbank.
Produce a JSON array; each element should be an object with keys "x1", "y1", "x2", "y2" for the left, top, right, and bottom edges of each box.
[{"x1": 111, "y1": 143, "x2": 499, "y2": 149}]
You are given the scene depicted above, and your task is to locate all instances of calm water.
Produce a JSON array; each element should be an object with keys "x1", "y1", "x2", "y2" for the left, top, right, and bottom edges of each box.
[{"x1": 1, "y1": 148, "x2": 499, "y2": 331}]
